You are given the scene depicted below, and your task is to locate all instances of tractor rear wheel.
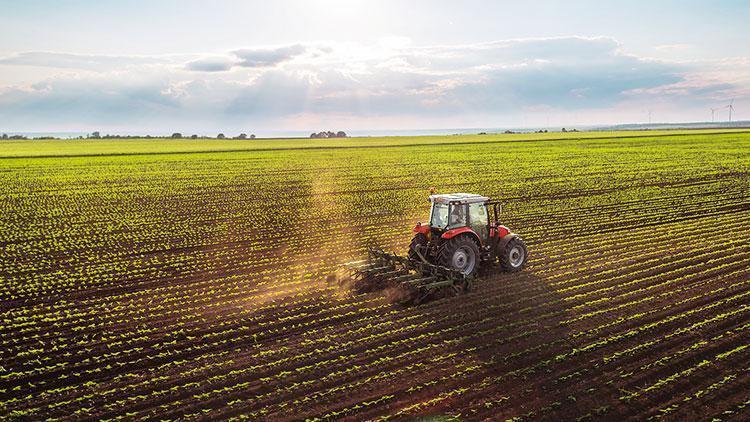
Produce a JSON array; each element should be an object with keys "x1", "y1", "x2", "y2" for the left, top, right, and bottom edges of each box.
[
  {"x1": 408, "y1": 233, "x2": 428, "y2": 262},
  {"x1": 439, "y1": 235, "x2": 480, "y2": 277},
  {"x1": 499, "y1": 237, "x2": 528, "y2": 272}
]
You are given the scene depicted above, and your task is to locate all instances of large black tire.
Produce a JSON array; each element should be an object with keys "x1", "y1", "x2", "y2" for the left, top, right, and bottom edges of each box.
[
  {"x1": 408, "y1": 233, "x2": 428, "y2": 261},
  {"x1": 499, "y1": 236, "x2": 528, "y2": 272},
  {"x1": 439, "y1": 235, "x2": 480, "y2": 277}
]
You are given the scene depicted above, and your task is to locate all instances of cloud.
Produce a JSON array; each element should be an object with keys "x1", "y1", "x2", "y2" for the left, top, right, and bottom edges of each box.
[
  {"x1": 233, "y1": 44, "x2": 308, "y2": 68},
  {"x1": 1, "y1": 36, "x2": 748, "y2": 131},
  {"x1": 184, "y1": 44, "x2": 328, "y2": 72},
  {"x1": 185, "y1": 56, "x2": 235, "y2": 72}
]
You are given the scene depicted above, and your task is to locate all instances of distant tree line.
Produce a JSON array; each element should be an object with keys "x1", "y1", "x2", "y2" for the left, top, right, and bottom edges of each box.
[
  {"x1": 87, "y1": 131, "x2": 171, "y2": 139},
  {"x1": 2, "y1": 134, "x2": 30, "y2": 140},
  {"x1": 170, "y1": 133, "x2": 256, "y2": 139},
  {"x1": 2, "y1": 133, "x2": 62, "y2": 140},
  {"x1": 310, "y1": 131, "x2": 347, "y2": 138}
]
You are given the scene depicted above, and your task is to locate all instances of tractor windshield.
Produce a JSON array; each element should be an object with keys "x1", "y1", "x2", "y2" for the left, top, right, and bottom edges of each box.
[{"x1": 430, "y1": 203, "x2": 449, "y2": 228}]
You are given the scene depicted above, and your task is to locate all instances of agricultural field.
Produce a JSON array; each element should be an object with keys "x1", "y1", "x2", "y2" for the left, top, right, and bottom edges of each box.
[{"x1": 1, "y1": 129, "x2": 750, "y2": 420}]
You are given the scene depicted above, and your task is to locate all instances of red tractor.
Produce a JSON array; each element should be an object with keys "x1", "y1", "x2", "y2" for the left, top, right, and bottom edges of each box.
[
  {"x1": 346, "y1": 193, "x2": 528, "y2": 304},
  {"x1": 409, "y1": 193, "x2": 528, "y2": 277}
]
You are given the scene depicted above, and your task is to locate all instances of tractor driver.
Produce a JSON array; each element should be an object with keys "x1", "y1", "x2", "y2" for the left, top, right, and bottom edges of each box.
[{"x1": 450, "y1": 205, "x2": 465, "y2": 226}]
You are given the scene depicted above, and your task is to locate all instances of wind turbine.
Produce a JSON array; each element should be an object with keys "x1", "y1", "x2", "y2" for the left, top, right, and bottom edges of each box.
[
  {"x1": 726, "y1": 99, "x2": 735, "y2": 122},
  {"x1": 711, "y1": 107, "x2": 719, "y2": 123}
]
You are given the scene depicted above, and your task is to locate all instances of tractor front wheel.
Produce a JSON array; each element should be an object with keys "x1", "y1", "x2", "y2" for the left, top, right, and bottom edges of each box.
[
  {"x1": 439, "y1": 235, "x2": 480, "y2": 277},
  {"x1": 499, "y1": 236, "x2": 528, "y2": 272}
]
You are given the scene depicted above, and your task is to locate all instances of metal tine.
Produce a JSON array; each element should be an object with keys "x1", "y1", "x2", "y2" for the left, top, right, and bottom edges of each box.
[
  {"x1": 376, "y1": 269, "x2": 409, "y2": 278},
  {"x1": 387, "y1": 273, "x2": 422, "y2": 283},
  {"x1": 401, "y1": 276, "x2": 437, "y2": 286},
  {"x1": 343, "y1": 259, "x2": 370, "y2": 266},
  {"x1": 347, "y1": 261, "x2": 382, "y2": 271},
  {"x1": 357, "y1": 265, "x2": 393, "y2": 274}
]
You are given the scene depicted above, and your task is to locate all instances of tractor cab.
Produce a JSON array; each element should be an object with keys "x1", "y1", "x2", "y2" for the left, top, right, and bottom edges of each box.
[{"x1": 426, "y1": 193, "x2": 496, "y2": 246}]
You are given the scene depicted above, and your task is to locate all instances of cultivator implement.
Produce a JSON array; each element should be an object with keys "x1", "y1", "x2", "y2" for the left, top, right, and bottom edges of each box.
[{"x1": 343, "y1": 247, "x2": 472, "y2": 305}]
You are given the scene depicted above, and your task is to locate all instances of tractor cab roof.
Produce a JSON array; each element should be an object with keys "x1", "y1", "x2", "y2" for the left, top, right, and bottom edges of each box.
[{"x1": 429, "y1": 193, "x2": 490, "y2": 205}]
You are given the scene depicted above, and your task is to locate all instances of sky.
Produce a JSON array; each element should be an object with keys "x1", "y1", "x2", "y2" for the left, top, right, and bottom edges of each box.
[{"x1": 0, "y1": 0, "x2": 748, "y2": 135}]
